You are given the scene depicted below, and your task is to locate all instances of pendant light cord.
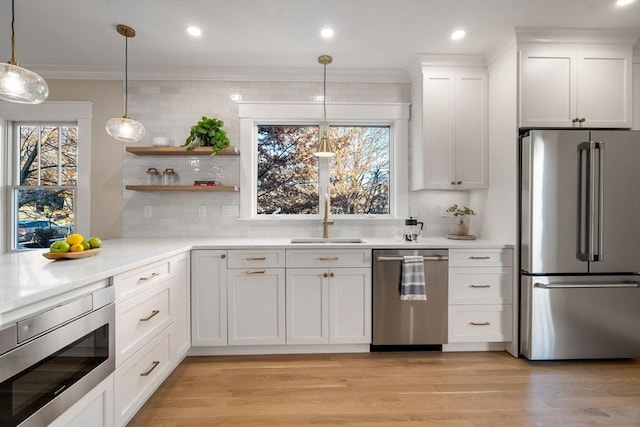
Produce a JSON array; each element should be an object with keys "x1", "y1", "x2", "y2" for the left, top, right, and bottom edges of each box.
[
  {"x1": 323, "y1": 62, "x2": 327, "y2": 121},
  {"x1": 10, "y1": 0, "x2": 17, "y2": 64},
  {"x1": 124, "y1": 33, "x2": 129, "y2": 118}
]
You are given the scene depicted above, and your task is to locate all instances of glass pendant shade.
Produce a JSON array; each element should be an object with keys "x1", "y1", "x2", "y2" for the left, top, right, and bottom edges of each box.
[
  {"x1": 106, "y1": 117, "x2": 145, "y2": 142},
  {"x1": 0, "y1": 62, "x2": 49, "y2": 104}
]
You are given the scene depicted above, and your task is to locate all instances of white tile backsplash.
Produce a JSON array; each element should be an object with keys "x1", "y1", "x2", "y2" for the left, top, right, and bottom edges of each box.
[{"x1": 123, "y1": 79, "x2": 471, "y2": 239}]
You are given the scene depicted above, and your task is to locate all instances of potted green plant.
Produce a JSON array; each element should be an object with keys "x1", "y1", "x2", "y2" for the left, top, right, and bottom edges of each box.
[
  {"x1": 184, "y1": 116, "x2": 230, "y2": 155},
  {"x1": 446, "y1": 204, "x2": 477, "y2": 236}
]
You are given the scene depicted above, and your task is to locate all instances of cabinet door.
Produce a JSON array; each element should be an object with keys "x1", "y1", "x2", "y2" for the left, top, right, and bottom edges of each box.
[
  {"x1": 422, "y1": 71, "x2": 456, "y2": 188},
  {"x1": 577, "y1": 48, "x2": 632, "y2": 128},
  {"x1": 329, "y1": 268, "x2": 372, "y2": 344},
  {"x1": 169, "y1": 253, "x2": 190, "y2": 363},
  {"x1": 191, "y1": 250, "x2": 228, "y2": 346},
  {"x1": 48, "y1": 375, "x2": 114, "y2": 427},
  {"x1": 227, "y1": 268, "x2": 286, "y2": 345},
  {"x1": 455, "y1": 72, "x2": 488, "y2": 189},
  {"x1": 286, "y1": 269, "x2": 329, "y2": 344},
  {"x1": 519, "y1": 46, "x2": 576, "y2": 128}
]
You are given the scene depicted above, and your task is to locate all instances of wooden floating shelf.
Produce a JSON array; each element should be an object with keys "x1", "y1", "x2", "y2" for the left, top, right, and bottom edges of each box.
[
  {"x1": 125, "y1": 146, "x2": 239, "y2": 156},
  {"x1": 125, "y1": 185, "x2": 239, "y2": 192}
]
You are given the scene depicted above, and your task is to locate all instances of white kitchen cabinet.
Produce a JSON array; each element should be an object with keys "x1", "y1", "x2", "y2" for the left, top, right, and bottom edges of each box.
[
  {"x1": 519, "y1": 44, "x2": 632, "y2": 128},
  {"x1": 191, "y1": 250, "x2": 228, "y2": 346},
  {"x1": 418, "y1": 66, "x2": 488, "y2": 190},
  {"x1": 48, "y1": 375, "x2": 114, "y2": 427},
  {"x1": 448, "y1": 248, "x2": 513, "y2": 344},
  {"x1": 227, "y1": 250, "x2": 286, "y2": 345},
  {"x1": 285, "y1": 250, "x2": 372, "y2": 345},
  {"x1": 113, "y1": 252, "x2": 189, "y2": 426}
]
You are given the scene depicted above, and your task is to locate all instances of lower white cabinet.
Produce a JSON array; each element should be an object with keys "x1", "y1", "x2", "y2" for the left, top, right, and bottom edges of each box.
[
  {"x1": 286, "y1": 267, "x2": 371, "y2": 345},
  {"x1": 191, "y1": 250, "x2": 228, "y2": 346},
  {"x1": 48, "y1": 375, "x2": 114, "y2": 427},
  {"x1": 227, "y1": 268, "x2": 286, "y2": 345},
  {"x1": 448, "y1": 248, "x2": 514, "y2": 344}
]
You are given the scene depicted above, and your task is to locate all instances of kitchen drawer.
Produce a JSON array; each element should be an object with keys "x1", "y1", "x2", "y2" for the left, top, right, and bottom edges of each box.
[
  {"x1": 113, "y1": 259, "x2": 171, "y2": 302},
  {"x1": 227, "y1": 249, "x2": 285, "y2": 269},
  {"x1": 114, "y1": 326, "x2": 171, "y2": 427},
  {"x1": 449, "y1": 249, "x2": 513, "y2": 267},
  {"x1": 448, "y1": 304, "x2": 513, "y2": 343},
  {"x1": 286, "y1": 249, "x2": 371, "y2": 268},
  {"x1": 449, "y1": 267, "x2": 513, "y2": 305},
  {"x1": 115, "y1": 284, "x2": 171, "y2": 367}
]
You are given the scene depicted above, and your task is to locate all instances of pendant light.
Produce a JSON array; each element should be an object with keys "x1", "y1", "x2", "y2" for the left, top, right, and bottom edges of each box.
[
  {"x1": 106, "y1": 24, "x2": 145, "y2": 142},
  {"x1": 0, "y1": 0, "x2": 49, "y2": 104},
  {"x1": 314, "y1": 55, "x2": 334, "y2": 157}
]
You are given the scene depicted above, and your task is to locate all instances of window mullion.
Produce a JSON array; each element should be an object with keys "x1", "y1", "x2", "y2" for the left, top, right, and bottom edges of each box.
[{"x1": 37, "y1": 126, "x2": 42, "y2": 186}]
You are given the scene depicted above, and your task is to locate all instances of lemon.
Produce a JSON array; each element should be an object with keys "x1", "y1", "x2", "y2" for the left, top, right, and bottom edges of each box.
[
  {"x1": 70, "y1": 243, "x2": 85, "y2": 252},
  {"x1": 66, "y1": 233, "x2": 84, "y2": 245}
]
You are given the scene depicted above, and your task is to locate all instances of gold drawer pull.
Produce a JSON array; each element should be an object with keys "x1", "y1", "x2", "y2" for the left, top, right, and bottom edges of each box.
[
  {"x1": 246, "y1": 270, "x2": 266, "y2": 275},
  {"x1": 469, "y1": 256, "x2": 491, "y2": 260},
  {"x1": 140, "y1": 361, "x2": 160, "y2": 377},
  {"x1": 139, "y1": 310, "x2": 160, "y2": 322},
  {"x1": 139, "y1": 272, "x2": 160, "y2": 281},
  {"x1": 469, "y1": 322, "x2": 491, "y2": 326},
  {"x1": 319, "y1": 257, "x2": 338, "y2": 261},
  {"x1": 470, "y1": 284, "x2": 491, "y2": 288},
  {"x1": 246, "y1": 257, "x2": 266, "y2": 261}
]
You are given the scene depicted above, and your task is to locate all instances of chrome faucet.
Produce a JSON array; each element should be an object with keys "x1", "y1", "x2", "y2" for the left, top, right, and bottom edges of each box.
[{"x1": 322, "y1": 193, "x2": 334, "y2": 239}]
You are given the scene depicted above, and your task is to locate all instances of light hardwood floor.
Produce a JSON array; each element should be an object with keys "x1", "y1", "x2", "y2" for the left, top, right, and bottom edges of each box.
[{"x1": 129, "y1": 352, "x2": 640, "y2": 426}]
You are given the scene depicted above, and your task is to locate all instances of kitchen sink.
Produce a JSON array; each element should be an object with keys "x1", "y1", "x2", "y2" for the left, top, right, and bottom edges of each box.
[{"x1": 290, "y1": 238, "x2": 366, "y2": 244}]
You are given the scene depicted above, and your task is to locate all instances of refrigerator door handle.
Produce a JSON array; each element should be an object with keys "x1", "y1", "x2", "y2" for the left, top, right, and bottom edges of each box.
[
  {"x1": 534, "y1": 282, "x2": 639, "y2": 289},
  {"x1": 593, "y1": 141, "x2": 604, "y2": 261},
  {"x1": 577, "y1": 142, "x2": 590, "y2": 261}
]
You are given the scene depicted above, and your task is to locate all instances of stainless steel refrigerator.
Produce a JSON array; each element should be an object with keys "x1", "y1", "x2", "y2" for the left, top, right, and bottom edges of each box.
[{"x1": 519, "y1": 129, "x2": 640, "y2": 360}]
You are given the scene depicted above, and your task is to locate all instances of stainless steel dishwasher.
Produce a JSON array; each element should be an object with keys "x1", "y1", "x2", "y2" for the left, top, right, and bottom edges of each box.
[{"x1": 372, "y1": 249, "x2": 449, "y2": 350}]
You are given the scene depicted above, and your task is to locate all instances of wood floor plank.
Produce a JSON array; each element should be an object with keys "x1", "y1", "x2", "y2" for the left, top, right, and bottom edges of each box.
[{"x1": 129, "y1": 352, "x2": 640, "y2": 426}]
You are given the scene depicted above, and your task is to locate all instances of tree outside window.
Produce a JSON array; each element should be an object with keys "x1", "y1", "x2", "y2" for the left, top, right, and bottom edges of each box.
[
  {"x1": 257, "y1": 124, "x2": 390, "y2": 216},
  {"x1": 14, "y1": 124, "x2": 77, "y2": 249}
]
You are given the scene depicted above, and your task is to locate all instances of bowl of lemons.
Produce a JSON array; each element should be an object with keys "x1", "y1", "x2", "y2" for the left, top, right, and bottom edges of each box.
[{"x1": 43, "y1": 233, "x2": 103, "y2": 260}]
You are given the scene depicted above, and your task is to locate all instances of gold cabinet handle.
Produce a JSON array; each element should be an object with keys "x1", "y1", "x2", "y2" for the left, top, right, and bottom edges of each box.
[
  {"x1": 323, "y1": 272, "x2": 329, "y2": 278},
  {"x1": 469, "y1": 322, "x2": 491, "y2": 326},
  {"x1": 470, "y1": 284, "x2": 491, "y2": 288},
  {"x1": 139, "y1": 310, "x2": 160, "y2": 322},
  {"x1": 469, "y1": 256, "x2": 491, "y2": 260},
  {"x1": 457, "y1": 181, "x2": 462, "y2": 185},
  {"x1": 139, "y1": 272, "x2": 160, "y2": 281},
  {"x1": 246, "y1": 257, "x2": 266, "y2": 261},
  {"x1": 330, "y1": 272, "x2": 335, "y2": 278},
  {"x1": 220, "y1": 254, "x2": 226, "y2": 259},
  {"x1": 246, "y1": 270, "x2": 266, "y2": 275},
  {"x1": 319, "y1": 257, "x2": 338, "y2": 261},
  {"x1": 140, "y1": 360, "x2": 160, "y2": 377}
]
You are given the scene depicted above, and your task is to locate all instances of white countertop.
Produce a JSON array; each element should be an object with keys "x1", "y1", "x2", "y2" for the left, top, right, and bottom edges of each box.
[{"x1": 0, "y1": 237, "x2": 513, "y2": 321}]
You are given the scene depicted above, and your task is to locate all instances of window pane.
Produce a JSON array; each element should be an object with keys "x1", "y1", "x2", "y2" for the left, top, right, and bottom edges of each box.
[
  {"x1": 19, "y1": 125, "x2": 39, "y2": 185},
  {"x1": 329, "y1": 126, "x2": 390, "y2": 215},
  {"x1": 15, "y1": 187, "x2": 75, "y2": 249},
  {"x1": 257, "y1": 125, "x2": 319, "y2": 215}
]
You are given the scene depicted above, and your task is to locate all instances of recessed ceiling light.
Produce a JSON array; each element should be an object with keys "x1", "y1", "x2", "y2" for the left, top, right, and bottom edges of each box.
[
  {"x1": 320, "y1": 28, "x2": 334, "y2": 39},
  {"x1": 451, "y1": 29, "x2": 466, "y2": 40},
  {"x1": 616, "y1": 0, "x2": 636, "y2": 6},
  {"x1": 186, "y1": 26, "x2": 202, "y2": 37}
]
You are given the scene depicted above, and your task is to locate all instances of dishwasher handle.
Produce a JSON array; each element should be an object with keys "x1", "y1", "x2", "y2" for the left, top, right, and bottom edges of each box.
[{"x1": 375, "y1": 255, "x2": 448, "y2": 262}]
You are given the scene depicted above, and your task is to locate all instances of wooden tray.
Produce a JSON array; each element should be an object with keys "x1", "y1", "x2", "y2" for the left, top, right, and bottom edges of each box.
[{"x1": 42, "y1": 248, "x2": 102, "y2": 260}]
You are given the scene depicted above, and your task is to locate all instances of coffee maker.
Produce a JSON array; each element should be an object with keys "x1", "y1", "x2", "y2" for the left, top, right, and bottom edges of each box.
[{"x1": 404, "y1": 217, "x2": 424, "y2": 242}]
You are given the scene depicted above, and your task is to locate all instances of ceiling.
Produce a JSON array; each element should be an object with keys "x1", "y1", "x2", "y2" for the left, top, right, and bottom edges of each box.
[{"x1": 0, "y1": 0, "x2": 639, "y2": 80}]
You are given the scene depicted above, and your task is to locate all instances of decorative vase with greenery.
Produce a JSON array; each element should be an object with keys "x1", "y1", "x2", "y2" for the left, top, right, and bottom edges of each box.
[
  {"x1": 184, "y1": 116, "x2": 230, "y2": 155},
  {"x1": 446, "y1": 204, "x2": 477, "y2": 236}
]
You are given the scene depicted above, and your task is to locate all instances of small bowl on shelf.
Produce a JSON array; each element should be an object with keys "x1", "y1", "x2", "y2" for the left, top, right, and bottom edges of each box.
[{"x1": 152, "y1": 137, "x2": 172, "y2": 147}]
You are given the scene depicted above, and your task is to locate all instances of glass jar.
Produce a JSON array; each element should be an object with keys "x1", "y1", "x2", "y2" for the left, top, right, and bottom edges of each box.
[
  {"x1": 146, "y1": 167, "x2": 160, "y2": 185},
  {"x1": 163, "y1": 168, "x2": 176, "y2": 185}
]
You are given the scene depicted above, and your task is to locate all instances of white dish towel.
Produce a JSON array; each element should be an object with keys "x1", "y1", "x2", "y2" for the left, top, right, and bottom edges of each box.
[{"x1": 400, "y1": 255, "x2": 427, "y2": 301}]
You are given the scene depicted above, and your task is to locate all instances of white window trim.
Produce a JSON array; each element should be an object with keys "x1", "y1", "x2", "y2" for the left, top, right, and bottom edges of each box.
[
  {"x1": 0, "y1": 101, "x2": 92, "y2": 252},
  {"x1": 238, "y1": 101, "x2": 409, "y2": 220}
]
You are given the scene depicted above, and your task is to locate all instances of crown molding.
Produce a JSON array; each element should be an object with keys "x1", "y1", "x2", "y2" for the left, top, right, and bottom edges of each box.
[
  {"x1": 418, "y1": 54, "x2": 486, "y2": 68},
  {"x1": 34, "y1": 65, "x2": 411, "y2": 84},
  {"x1": 515, "y1": 27, "x2": 640, "y2": 45}
]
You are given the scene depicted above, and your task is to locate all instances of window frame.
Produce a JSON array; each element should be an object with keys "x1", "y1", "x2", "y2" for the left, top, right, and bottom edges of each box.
[
  {"x1": 0, "y1": 102, "x2": 92, "y2": 252},
  {"x1": 239, "y1": 101, "x2": 409, "y2": 220}
]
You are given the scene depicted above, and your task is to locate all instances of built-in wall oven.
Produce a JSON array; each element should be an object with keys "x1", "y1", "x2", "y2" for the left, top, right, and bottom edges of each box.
[{"x1": 0, "y1": 286, "x2": 115, "y2": 427}]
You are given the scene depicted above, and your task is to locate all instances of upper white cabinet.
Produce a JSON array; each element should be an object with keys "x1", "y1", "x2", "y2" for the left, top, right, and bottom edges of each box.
[
  {"x1": 517, "y1": 28, "x2": 636, "y2": 129},
  {"x1": 417, "y1": 65, "x2": 488, "y2": 190}
]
